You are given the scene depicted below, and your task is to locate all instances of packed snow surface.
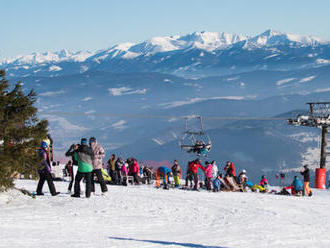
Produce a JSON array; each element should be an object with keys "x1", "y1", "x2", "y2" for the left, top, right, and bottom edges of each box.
[{"x1": 1, "y1": 180, "x2": 330, "y2": 248}]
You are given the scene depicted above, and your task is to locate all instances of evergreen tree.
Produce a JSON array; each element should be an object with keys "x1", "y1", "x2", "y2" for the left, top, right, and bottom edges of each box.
[{"x1": 0, "y1": 70, "x2": 48, "y2": 190}]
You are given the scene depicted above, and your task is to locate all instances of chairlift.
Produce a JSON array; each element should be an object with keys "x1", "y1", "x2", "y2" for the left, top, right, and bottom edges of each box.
[{"x1": 179, "y1": 116, "x2": 212, "y2": 157}]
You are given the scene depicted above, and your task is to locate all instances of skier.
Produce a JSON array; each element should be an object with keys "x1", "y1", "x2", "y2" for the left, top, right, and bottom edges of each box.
[
  {"x1": 71, "y1": 138, "x2": 94, "y2": 198},
  {"x1": 171, "y1": 160, "x2": 182, "y2": 188},
  {"x1": 156, "y1": 166, "x2": 172, "y2": 189},
  {"x1": 203, "y1": 161, "x2": 213, "y2": 190},
  {"x1": 36, "y1": 141, "x2": 59, "y2": 196},
  {"x1": 89, "y1": 137, "x2": 108, "y2": 195},
  {"x1": 300, "y1": 165, "x2": 312, "y2": 196},
  {"x1": 65, "y1": 143, "x2": 79, "y2": 193}
]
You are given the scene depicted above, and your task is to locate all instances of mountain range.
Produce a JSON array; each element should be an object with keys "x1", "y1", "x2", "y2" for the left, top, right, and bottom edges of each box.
[{"x1": 2, "y1": 29, "x2": 330, "y2": 184}]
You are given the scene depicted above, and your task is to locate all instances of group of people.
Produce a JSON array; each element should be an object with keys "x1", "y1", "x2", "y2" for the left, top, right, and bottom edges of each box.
[{"x1": 36, "y1": 136, "x2": 313, "y2": 198}]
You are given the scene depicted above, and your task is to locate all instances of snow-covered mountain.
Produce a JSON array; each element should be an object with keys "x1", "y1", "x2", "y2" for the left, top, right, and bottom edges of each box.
[
  {"x1": 2, "y1": 29, "x2": 329, "y2": 78},
  {"x1": 3, "y1": 29, "x2": 330, "y2": 179}
]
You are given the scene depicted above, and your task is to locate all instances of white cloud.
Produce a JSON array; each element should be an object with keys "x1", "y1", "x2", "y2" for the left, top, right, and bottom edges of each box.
[
  {"x1": 314, "y1": 88, "x2": 330, "y2": 93},
  {"x1": 111, "y1": 120, "x2": 127, "y2": 130},
  {"x1": 42, "y1": 115, "x2": 88, "y2": 131},
  {"x1": 276, "y1": 78, "x2": 296, "y2": 86},
  {"x1": 160, "y1": 96, "x2": 246, "y2": 108},
  {"x1": 39, "y1": 90, "x2": 66, "y2": 97},
  {"x1": 152, "y1": 138, "x2": 164, "y2": 146},
  {"x1": 108, "y1": 87, "x2": 147, "y2": 96},
  {"x1": 82, "y1": 97, "x2": 93, "y2": 102},
  {"x1": 299, "y1": 75, "x2": 316, "y2": 83}
]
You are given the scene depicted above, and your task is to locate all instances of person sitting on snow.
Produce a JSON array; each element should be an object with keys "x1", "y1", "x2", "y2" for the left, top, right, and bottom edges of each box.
[
  {"x1": 156, "y1": 166, "x2": 172, "y2": 189},
  {"x1": 283, "y1": 176, "x2": 304, "y2": 196},
  {"x1": 259, "y1": 175, "x2": 269, "y2": 192},
  {"x1": 238, "y1": 169, "x2": 248, "y2": 184}
]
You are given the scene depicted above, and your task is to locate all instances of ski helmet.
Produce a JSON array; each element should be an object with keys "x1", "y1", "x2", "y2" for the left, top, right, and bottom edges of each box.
[{"x1": 41, "y1": 141, "x2": 48, "y2": 149}]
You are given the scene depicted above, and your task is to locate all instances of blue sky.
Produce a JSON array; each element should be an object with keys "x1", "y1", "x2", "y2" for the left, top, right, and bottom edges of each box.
[{"x1": 1, "y1": 0, "x2": 330, "y2": 58}]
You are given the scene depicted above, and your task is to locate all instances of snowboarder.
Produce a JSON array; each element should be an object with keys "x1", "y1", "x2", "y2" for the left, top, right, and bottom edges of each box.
[
  {"x1": 156, "y1": 166, "x2": 172, "y2": 189},
  {"x1": 71, "y1": 138, "x2": 94, "y2": 198},
  {"x1": 300, "y1": 165, "x2": 312, "y2": 196},
  {"x1": 36, "y1": 141, "x2": 59, "y2": 196},
  {"x1": 89, "y1": 137, "x2": 108, "y2": 195},
  {"x1": 171, "y1": 160, "x2": 182, "y2": 188}
]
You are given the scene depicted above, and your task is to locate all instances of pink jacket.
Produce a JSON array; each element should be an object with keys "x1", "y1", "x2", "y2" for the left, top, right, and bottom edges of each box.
[
  {"x1": 90, "y1": 141, "x2": 105, "y2": 170},
  {"x1": 203, "y1": 164, "x2": 213, "y2": 178},
  {"x1": 121, "y1": 163, "x2": 128, "y2": 175}
]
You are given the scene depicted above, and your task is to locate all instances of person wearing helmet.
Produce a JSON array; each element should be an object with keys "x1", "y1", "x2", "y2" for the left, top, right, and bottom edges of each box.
[
  {"x1": 156, "y1": 166, "x2": 172, "y2": 189},
  {"x1": 238, "y1": 169, "x2": 248, "y2": 184},
  {"x1": 89, "y1": 137, "x2": 108, "y2": 195},
  {"x1": 71, "y1": 138, "x2": 94, "y2": 198},
  {"x1": 36, "y1": 141, "x2": 59, "y2": 196},
  {"x1": 300, "y1": 165, "x2": 312, "y2": 196}
]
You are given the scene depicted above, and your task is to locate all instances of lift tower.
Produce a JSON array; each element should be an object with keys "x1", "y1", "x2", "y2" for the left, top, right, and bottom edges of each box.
[{"x1": 287, "y1": 102, "x2": 330, "y2": 189}]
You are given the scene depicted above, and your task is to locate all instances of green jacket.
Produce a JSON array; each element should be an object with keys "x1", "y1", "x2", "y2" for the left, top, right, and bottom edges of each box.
[{"x1": 74, "y1": 145, "x2": 93, "y2": 173}]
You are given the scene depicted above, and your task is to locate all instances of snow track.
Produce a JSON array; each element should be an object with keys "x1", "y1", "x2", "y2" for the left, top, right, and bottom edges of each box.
[{"x1": 1, "y1": 180, "x2": 330, "y2": 248}]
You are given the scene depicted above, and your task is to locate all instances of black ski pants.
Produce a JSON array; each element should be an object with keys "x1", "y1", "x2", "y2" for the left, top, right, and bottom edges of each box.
[
  {"x1": 91, "y1": 169, "x2": 108, "y2": 193},
  {"x1": 192, "y1": 172, "x2": 199, "y2": 190},
  {"x1": 36, "y1": 170, "x2": 57, "y2": 195},
  {"x1": 129, "y1": 172, "x2": 139, "y2": 184},
  {"x1": 74, "y1": 171, "x2": 92, "y2": 198},
  {"x1": 68, "y1": 167, "x2": 74, "y2": 191}
]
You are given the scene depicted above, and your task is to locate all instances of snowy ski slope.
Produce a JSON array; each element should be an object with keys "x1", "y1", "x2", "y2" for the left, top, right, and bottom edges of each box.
[{"x1": 1, "y1": 180, "x2": 330, "y2": 248}]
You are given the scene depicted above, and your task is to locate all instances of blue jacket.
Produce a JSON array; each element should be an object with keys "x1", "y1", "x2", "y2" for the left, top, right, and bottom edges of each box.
[
  {"x1": 292, "y1": 178, "x2": 304, "y2": 192},
  {"x1": 158, "y1": 166, "x2": 171, "y2": 175}
]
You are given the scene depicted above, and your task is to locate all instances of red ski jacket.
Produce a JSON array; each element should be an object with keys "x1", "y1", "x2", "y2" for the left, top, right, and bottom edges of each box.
[{"x1": 189, "y1": 161, "x2": 203, "y2": 174}]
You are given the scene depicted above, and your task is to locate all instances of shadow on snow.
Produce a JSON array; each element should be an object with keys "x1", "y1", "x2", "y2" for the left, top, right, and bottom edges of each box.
[{"x1": 109, "y1": 237, "x2": 227, "y2": 248}]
